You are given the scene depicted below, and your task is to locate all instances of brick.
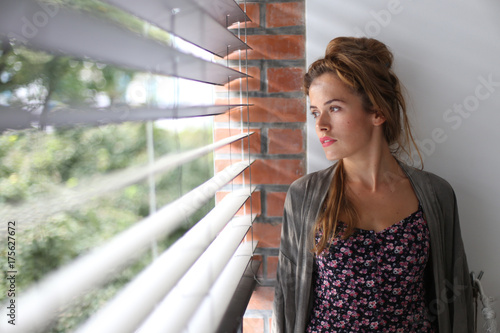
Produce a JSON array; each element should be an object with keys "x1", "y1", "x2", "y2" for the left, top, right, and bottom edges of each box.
[
  {"x1": 246, "y1": 97, "x2": 306, "y2": 123},
  {"x1": 214, "y1": 159, "x2": 244, "y2": 183},
  {"x1": 255, "y1": 253, "x2": 279, "y2": 280},
  {"x1": 252, "y1": 159, "x2": 304, "y2": 184},
  {"x1": 252, "y1": 254, "x2": 263, "y2": 265},
  {"x1": 228, "y1": 35, "x2": 305, "y2": 60},
  {"x1": 212, "y1": 100, "x2": 251, "y2": 123},
  {"x1": 266, "y1": 2, "x2": 305, "y2": 28},
  {"x1": 229, "y1": 3, "x2": 260, "y2": 28},
  {"x1": 267, "y1": 67, "x2": 304, "y2": 93},
  {"x1": 244, "y1": 3, "x2": 261, "y2": 27},
  {"x1": 215, "y1": 66, "x2": 260, "y2": 92},
  {"x1": 214, "y1": 97, "x2": 306, "y2": 123},
  {"x1": 214, "y1": 128, "x2": 261, "y2": 154},
  {"x1": 250, "y1": 222, "x2": 282, "y2": 248},
  {"x1": 268, "y1": 128, "x2": 303, "y2": 155},
  {"x1": 246, "y1": 286, "x2": 275, "y2": 310},
  {"x1": 266, "y1": 191, "x2": 287, "y2": 216},
  {"x1": 255, "y1": 256, "x2": 265, "y2": 277},
  {"x1": 216, "y1": 190, "x2": 261, "y2": 216},
  {"x1": 215, "y1": 159, "x2": 304, "y2": 185},
  {"x1": 243, "y1": 318, "x2": 264, "y2": 333}
]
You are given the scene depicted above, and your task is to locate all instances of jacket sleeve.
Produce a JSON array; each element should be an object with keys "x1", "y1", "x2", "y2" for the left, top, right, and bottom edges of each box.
[
  {"x1": 448, "y1": 190, "x2": 475, "y2": 332},
  {"x1": 272, "y1": 186, "x2": 299, "y2": 333},
  {"x1": 433, "y1": 179, "x2": 475, "y2": 332}
]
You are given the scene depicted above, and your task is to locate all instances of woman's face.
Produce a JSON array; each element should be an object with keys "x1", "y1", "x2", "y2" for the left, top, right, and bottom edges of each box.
[{"x1": 309, "y1": 73, "x2": 383, "y2": 161}]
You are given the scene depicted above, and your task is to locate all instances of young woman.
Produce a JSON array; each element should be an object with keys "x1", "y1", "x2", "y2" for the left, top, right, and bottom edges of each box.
[{"x1": 272, "y1": 37, "x2": 473, "y2": 332}]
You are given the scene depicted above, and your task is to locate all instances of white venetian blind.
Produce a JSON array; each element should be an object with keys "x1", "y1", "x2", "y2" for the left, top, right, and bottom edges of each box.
[{"x1": 0, "y1": 0, "x2": 257, "y2": 332}]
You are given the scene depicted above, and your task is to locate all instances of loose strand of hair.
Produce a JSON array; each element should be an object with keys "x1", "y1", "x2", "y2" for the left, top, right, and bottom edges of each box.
[
  {"x1": 313, "y1": 160, "x2": 357, "y2": 254},
  {"x1": 397, "y1": 80, "x2": 424, "y2": 169}
]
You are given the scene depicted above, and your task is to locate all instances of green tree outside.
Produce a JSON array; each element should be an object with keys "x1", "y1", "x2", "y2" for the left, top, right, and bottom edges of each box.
[
  {"x1": 0, "y1": 1, "x2": 215, "y2": 330},
  {"x1": 0, "y1": 122, "x2": 214, "y2": 332}
]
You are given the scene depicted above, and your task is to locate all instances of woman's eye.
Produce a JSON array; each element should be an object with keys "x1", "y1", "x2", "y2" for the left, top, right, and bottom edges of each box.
[
  {"x1": 311, "y1": 111, "x2": 319, "y2": 118},
  {"x1": 330, "y1": 106, "x2": 340, "y2": 112}
]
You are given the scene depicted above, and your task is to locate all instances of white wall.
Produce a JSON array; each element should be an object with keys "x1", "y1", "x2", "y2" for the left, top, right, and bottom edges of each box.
[{"x1": 306, "y1": 0, "x2": 500, "y2": 326}]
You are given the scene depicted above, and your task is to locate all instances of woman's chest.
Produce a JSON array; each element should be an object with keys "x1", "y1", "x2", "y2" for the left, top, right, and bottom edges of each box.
[{"x1": 317, "y1": 208, "x2": 431, "y2": 279}]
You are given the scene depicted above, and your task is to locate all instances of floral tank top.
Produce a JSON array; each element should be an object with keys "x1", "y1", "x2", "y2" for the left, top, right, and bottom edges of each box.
[{"x1": 306, "y1": 205, "x2": 437, "y2": 332}]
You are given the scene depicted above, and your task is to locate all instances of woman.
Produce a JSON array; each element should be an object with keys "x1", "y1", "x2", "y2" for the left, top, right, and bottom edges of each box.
[{"x1": 272, "y1": 37, "x2": 473, "y2": 332}]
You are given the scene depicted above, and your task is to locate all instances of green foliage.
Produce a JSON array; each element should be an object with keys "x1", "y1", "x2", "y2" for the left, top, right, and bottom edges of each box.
[
  {"x1": 0, "y1": 4, "x2": 210, "y2": 329},
  {"x1": 0, "y1": 122, "x2": 214, "y2": 332},
  {"x1": 0, "y1": 0, "x2": 170, "y2": 108},
  {"x1": 0, "y1": 45, "x2": 134, "y2": 111}
]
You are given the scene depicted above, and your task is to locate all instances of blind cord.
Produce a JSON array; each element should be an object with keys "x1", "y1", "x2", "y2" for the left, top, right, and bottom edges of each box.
[{"x1": 143, "y1": 21, "x2": 158, "y2": 260}]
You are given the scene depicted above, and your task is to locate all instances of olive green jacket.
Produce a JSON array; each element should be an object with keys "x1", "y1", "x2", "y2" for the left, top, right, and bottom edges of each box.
[{"x1": 272, "y1": 162, "x2": 474, "y2": 333}]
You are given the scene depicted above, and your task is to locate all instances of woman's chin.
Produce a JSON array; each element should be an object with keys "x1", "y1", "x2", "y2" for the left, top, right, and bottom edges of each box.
[
  {"x1": 325, "y1": 154, "x2": 341, "y2": 162},
  {"x1": 323, "y1": 150, "x2": 342, "y2": 161}
]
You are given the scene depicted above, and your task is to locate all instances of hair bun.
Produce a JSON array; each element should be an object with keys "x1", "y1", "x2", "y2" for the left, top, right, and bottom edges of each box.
[{"x1": 325, "y1": 37, "x2": 393, "y2": 69}]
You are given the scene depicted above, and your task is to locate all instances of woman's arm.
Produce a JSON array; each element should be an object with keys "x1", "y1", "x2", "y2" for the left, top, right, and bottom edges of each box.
[{"x1": 272, "y1": 189, "x2": 298, "y2": 333}]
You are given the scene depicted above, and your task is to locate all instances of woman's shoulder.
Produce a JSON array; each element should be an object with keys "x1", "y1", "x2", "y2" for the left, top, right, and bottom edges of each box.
[
  {"x1": 288, "y1": 164, "x2": 337, "y2": 195},
  {"x1": 400, "y1": 162, "x2": 456, "y2": 198}
]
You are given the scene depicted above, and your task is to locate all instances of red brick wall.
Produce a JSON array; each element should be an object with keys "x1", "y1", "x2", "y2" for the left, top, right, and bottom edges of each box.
[{"x1": 215, "y1": 1, "x2": 306, "y2": 332}]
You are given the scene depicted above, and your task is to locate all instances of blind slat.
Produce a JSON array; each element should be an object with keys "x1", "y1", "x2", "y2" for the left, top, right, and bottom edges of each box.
[
  {"x1": 194, "y1": 0, "x2": 249, "y2": 27},
  {"x1": 186, "y1": 243, "x2": 258, "y2": 333},
  {"x1": 76, "y1": 190, "x2": 256, "y2": 333},
  {"x1": 0, "y1": 104, "x2": 250, "y2": 130},
  {"x1": 0, "y1": 0, "x2": 257, "y2": 331},
  {"x1": 0, "y1": 0, "x2": 246, "y2": 85},
  {"x1": 0, "y1": 160, "x2": 253, "y2": 333},
  {"x1": 0, "y1": 132, "x2": 254, "y2": 231},
  {"x1": 137, "y1": 240, "x2": 258, "y2": 333},
  {"x1": 102, "y1": 0, "x2": 249, "y2": 57}
]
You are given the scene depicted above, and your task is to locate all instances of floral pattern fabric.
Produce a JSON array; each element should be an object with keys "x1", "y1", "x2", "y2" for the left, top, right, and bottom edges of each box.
[{"x1": 306, "y1": 206, "x2": 437, "y2": 332}]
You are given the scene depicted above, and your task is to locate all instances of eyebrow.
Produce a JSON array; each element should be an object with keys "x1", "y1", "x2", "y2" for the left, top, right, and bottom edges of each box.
[{"x1": 309, "y1": 98, "x2": 345, "y2": 109}]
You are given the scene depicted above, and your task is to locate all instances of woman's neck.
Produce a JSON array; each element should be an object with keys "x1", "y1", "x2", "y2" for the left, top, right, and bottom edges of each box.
[{"x1": 342, "y1": 146, "x2": 404, "y2": 192}]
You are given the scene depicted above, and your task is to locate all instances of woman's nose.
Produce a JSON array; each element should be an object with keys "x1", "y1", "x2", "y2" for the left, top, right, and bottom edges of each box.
[{"x1": 316, "y1": 112, "x2": 331, "y2": 131}]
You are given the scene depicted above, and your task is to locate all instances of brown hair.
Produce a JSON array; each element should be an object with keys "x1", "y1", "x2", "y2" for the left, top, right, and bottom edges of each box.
[{"x1": 305, "y1": 37, "x2": 422, "y2": 254}]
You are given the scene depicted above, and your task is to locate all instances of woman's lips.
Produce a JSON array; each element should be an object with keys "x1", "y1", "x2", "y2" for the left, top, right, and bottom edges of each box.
[{"x1": 320, "y1": 136, "x2": 336, "y2": 147}]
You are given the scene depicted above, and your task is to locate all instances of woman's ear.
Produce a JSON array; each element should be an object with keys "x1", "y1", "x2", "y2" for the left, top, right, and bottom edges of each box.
[{"x1": 372, "y1": 110, "x2": 386, "y2": 126}]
